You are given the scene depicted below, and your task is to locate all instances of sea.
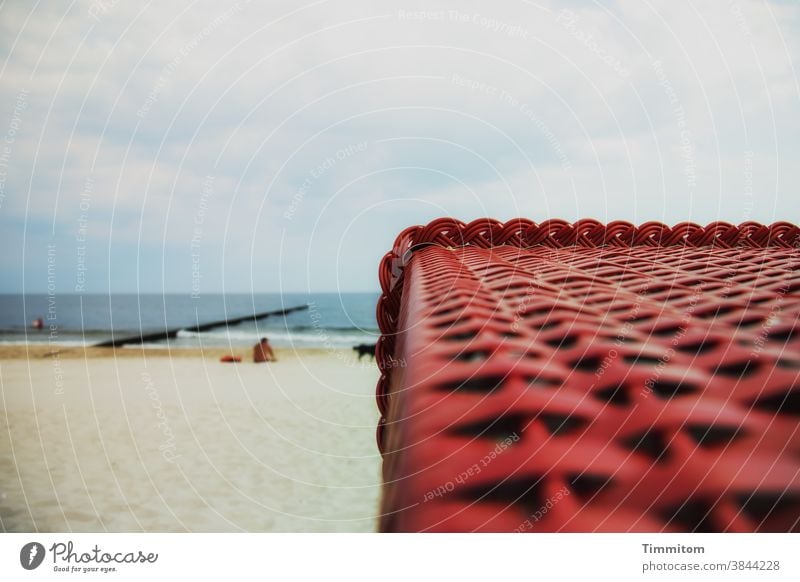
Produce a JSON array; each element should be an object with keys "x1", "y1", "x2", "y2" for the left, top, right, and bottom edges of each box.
[{"x1": 0, "y1": 293, "x2": 381, "y2": 349}]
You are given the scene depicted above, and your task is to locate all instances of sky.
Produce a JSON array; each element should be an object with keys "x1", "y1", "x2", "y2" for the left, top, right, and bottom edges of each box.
[{"x1": 0, "y1": 0, "x2": 798, "y2": 293}]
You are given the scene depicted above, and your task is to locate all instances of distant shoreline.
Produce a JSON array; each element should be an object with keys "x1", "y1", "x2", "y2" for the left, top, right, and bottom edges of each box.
[{"x1": 0, "y1": 343, "x2": 353, "y2": 361}]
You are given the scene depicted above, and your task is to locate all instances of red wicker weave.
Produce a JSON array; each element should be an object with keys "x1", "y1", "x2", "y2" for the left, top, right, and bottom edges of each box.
[{"x1": 376, "y1": 218, "x2": 800, "y2": 532}]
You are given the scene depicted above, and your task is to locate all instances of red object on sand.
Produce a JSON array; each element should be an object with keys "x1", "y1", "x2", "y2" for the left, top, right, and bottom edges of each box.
[
  {"x1": 375, "y1": 218, "x2": 800, "y2": 532},
  {"x1": 220, "y1": 355, "x2": 242, "y2": 363}
]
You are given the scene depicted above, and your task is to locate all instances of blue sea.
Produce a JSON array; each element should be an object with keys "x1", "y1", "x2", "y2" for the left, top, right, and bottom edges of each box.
[{"x1": 0, "y1": 293, "x2": 380, "y2": 349}]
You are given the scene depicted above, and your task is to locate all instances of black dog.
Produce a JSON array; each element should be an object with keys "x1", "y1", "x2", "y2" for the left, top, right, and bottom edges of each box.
[{"x1": 353, "y1": 343, "x2": 376, "y2": 360}]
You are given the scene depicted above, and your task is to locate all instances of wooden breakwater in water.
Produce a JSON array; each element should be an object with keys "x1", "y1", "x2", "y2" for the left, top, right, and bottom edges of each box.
[{"x1": 93, "y1": 304, "x2": 309, "y2": 347}]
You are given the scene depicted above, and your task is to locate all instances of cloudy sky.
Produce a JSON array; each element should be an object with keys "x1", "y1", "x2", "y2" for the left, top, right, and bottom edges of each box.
[{"x1": 1, "y1": 0, "x2": 798, "y2": 293}]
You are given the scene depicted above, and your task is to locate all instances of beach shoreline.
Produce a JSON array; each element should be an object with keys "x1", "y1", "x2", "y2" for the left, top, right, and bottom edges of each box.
[
  {"x1": 0, "y1": 344, "x2": 382, "y2": 532},
  {"x1": 0, "y1": 343, "x2": 351, "y2": 361}
]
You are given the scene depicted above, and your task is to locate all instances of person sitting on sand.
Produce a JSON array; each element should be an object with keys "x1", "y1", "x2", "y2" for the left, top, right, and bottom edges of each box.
[{"x1": 253, "y1": 337, "x2": 277, "y2": 363}]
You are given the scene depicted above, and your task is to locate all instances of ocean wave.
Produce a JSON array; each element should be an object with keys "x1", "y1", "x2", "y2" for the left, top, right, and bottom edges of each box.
[
  {"x1": 0, "y1": 339, "x2": 92, "y2": 347},
  {"x1": 175, "y1": 327, "x2": 378, "y2": 347},
  {"x1": 0, "y1": 330, "x2": 379, "y2": 349},
  {"x1": 276, "y1": 324, "x2": 380, "y2": 333}
]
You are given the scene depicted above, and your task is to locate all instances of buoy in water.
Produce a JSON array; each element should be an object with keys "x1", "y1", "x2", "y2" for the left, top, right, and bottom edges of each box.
[{"x1": 32, "y1": 318, "x2": 44, "y2": 329}]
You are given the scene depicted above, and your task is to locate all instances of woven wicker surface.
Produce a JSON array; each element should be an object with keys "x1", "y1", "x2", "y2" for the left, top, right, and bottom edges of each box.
[{"x1": 376, "y1": 218, "x2": 800, "y2": 532}]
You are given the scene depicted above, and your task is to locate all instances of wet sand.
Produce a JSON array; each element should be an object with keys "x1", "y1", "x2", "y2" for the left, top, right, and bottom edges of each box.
[{"x1": 0, "y1": 345, "x2": 382, "y2": 532}]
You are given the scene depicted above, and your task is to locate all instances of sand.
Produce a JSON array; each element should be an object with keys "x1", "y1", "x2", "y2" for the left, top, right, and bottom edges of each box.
[{"x1": 0, "y1": 345, "x2": 382, "y2": 532}]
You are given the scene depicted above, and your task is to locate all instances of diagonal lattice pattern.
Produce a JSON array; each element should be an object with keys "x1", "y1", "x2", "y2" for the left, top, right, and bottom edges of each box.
[{"x1": 375, "y1": 218, "x2": 800, "y2": 532}]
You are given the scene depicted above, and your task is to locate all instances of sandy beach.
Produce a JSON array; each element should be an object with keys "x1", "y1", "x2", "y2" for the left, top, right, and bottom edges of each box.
[{"x1": 0, "y1": 344, "x2": 382, "y2": 532}]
